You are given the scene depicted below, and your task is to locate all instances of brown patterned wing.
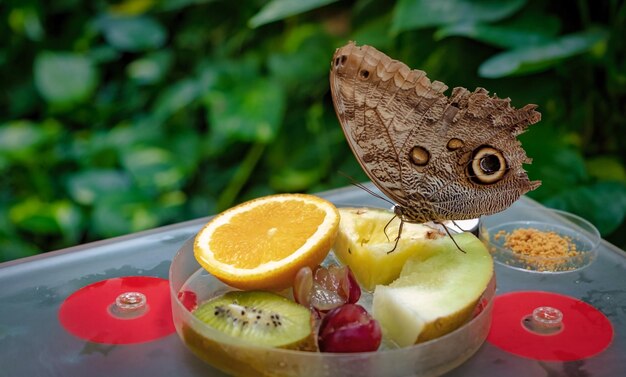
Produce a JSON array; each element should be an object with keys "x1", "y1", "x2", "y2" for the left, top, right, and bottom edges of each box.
[
  {"x1": 330, "y1": 42, "x2": 541, "y2": 222},
  {"x1": 329, "y1": 42, "x2": 418, "y2": 208},
  {"x1": 407, "y1": 86, "x2": 541, "y2": 221}
]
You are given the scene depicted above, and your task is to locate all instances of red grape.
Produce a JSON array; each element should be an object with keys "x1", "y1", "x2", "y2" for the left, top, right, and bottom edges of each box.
[
  {"x1": 318, "y1": 304, "x2": 382, "y2": 353},
  {"x1": 293, "y1": 266, "x2": 314, "y2": 308},
  {"x1": 342, "y1": 268, "x2": 361, "y2": 304},
  {"x1": 177, "y1": 290, "x2": 198, "y2": 312},
  {"x1": 293, "y1": 264, "x2": 361, "y2": 312}
]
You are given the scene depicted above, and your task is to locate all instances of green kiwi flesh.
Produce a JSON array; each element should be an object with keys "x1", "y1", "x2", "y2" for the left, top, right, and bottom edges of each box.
[{"x1": 193, "y1": 290, "x2": 316, "y2": 350}]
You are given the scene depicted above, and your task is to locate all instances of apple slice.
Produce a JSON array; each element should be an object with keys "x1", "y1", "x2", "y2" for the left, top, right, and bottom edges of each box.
[{"x1": 372, "y1": 233, "x2": 493, "y2": 347}]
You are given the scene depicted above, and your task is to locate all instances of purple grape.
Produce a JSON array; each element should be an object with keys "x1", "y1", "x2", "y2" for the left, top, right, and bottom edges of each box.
[{"x1": 318, "y1": 304, "x2": 382, "y2": 353}]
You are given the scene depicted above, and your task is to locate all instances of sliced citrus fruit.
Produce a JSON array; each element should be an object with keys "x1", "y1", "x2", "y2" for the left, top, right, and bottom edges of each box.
[
  {"x1": 194, "y1": 194, "x2": 339, "y2": 290},
  {"x1": 373, "y1": 233, "x2": 494, "y2": 347},
  {"x1": 332, "y1": 207, "x2": 445, "y2": 291}
]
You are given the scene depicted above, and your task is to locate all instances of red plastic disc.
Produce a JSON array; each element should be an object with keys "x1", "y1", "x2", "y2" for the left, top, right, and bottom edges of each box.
[
  {"x1": 487, "y1": 291, "x2": 613, "y2": 361},
  {"x1": 59, "y1": 276, "x2": 175, "y2": 344}
]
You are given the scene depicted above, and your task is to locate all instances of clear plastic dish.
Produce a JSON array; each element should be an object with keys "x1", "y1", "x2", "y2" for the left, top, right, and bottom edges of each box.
[
  {"x1": 480, "y1": 207, "x2": 601, "y2": 273},
  {"x1": 169, "y1": 237, "x2": 495, "y2": 377}
]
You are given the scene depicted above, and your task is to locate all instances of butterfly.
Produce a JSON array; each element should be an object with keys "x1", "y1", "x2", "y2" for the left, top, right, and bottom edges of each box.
[{"x1": 329, "y1": 42, "x2": 541, "y2": 249}]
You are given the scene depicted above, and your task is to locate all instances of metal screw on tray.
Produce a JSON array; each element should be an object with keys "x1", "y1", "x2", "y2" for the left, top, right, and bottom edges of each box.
[
  {"x1": 522, "y1": 306, "x2": 563, "y2": 335},
  {"x1": 109, "y1": 291, "x2": 149, "y2": 319}
]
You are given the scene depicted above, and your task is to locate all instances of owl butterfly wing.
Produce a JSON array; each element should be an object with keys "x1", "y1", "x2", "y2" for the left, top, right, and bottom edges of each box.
[
  {"x1": 414, "y1": 86, "x2": 541, "y2": 220},
  {"x1": 330, "y1": 42, "x2": 541, "y2": 222},
  {"x1": 330, "y1": 42, "x2": 419, "y2": 208}
]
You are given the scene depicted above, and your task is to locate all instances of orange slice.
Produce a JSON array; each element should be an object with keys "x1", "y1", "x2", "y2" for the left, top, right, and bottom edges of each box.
[{"x1": 194, "y1": 194, "x2": 340, "y2": 290}]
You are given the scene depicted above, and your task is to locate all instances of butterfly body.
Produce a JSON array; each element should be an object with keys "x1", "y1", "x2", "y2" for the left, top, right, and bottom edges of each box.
[{"x1": 330, "y1": 42, "x2": 541, "y2": 223}]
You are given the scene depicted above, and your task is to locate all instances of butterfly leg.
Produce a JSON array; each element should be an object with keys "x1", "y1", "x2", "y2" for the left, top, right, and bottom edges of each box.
[
  {"x1": 436, "y1": 221, "x2": 467, "y2": 254},
  {"x1": 386, "y1": 217, "x2": 404, "y2": 254},
  {"x1": 451, "y1": 219, "x2": 465, "y2": 231},
  {"x1": 383, "y1": 214, "x2": 398, "y2": 242}
]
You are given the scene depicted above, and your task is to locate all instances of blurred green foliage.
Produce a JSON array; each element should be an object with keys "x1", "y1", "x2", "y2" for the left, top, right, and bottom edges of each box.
[{"x1": 1, "y1": 0, "x2": 625, "y2": 262}]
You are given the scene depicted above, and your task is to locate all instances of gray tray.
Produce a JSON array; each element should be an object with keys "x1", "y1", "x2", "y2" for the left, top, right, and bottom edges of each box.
[{"x1": 1, "y1": 184, "x2": 625, "y2": 377}]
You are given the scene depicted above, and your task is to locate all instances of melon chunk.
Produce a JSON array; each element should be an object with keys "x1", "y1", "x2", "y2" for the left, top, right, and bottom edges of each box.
[
  {"x1": 372, "y1": 233, "x2": 493, "y2": 347},
  {"x1": 333, "y1": 207, "x2": 445, "y2": 291}
]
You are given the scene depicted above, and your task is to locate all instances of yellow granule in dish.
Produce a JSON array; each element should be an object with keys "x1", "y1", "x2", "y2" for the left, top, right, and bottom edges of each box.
[{"x1": 494, "y1": 228, "x2": 580, "y2": 271}]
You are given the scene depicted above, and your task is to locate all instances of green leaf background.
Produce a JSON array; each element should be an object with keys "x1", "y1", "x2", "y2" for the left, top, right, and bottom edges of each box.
[{"x1": 1, "y1": 0, "x2": 625, "y2": 261}]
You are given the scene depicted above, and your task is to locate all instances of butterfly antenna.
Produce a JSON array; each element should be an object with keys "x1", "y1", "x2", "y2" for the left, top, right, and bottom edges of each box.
[
  {"x1": 337, "y1": 171, "x2": 403, "y2": 253},
  {"x1": 436, "y1": 221, "x2": 466, "y2": 253},
  {"x1": 338, "y1": 171, "x2": 396, "y2": 207}
]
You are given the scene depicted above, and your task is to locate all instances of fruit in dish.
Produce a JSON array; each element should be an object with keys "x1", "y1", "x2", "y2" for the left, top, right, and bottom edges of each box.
[
  {"x1": 318, "y1": 303, "x2": 382, "y2": 353},
  {"x1": 187, "y1": 199, "x2": 493, "y2": 355},
  {"x1": 372, "y1": 233, "x2": 493, "y2": 347},
  {"x1": 333, "y1": 207, "x2": 445, "y2": 290},
  {"x1": 193, "y1": 193, "x2": 339, "y2": 290},
  {"x1": 192, "y1": 290, "x2": 317, "y2": 351},
  {"x1": 293, "y1": 264, "x2": 361, "y2": 312}
]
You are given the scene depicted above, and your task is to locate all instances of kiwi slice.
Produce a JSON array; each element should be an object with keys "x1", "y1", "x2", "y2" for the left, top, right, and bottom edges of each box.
[{"x1": 193, "y1": 290, "x2": 316, "y2": 351}]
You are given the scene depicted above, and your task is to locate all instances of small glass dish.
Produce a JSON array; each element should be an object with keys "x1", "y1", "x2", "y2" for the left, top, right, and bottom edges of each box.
[
  {"x1": 480, "y1": 207, "x2": 601, "y2": 273},
  {"x1": 169, "y1": 236, "x2": 496, "y2": 377}
]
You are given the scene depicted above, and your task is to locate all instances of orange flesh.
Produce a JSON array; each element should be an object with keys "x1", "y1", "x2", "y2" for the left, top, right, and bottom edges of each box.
[{"x1": 209, "y1": 201, "x2": 325, "y2": 268}]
